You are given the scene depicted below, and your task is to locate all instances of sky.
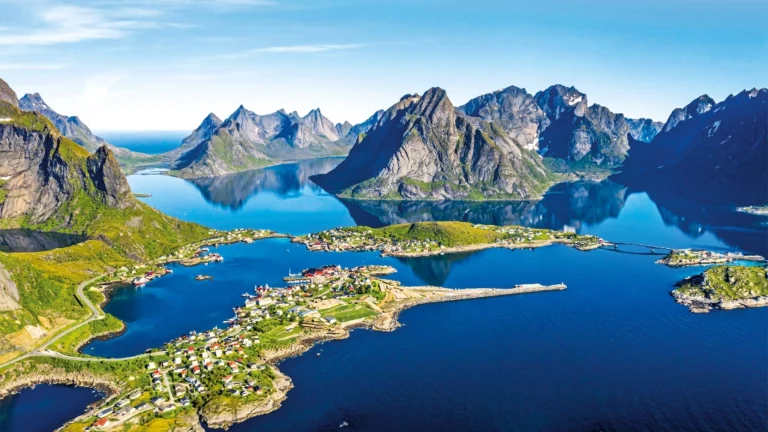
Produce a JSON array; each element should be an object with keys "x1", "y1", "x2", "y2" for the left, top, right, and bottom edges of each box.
[{"x1": 0, "y1": 0, "x2": 766, "y2": 132}]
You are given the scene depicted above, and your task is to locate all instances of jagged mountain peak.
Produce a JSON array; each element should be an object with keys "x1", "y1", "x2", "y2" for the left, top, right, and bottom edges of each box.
[
  {"x1": 663, "y1": 94, "x2": 716, "y2": 132},
  {"x1": 313, "y1": 86, "x2": 552, "y2": 200},
  {"x1": 535, "y1": 84, "x2": 588, "y2": 120}
]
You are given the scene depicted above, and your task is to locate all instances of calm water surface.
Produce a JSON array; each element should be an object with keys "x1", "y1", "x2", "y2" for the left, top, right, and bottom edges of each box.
[
  {"x1": 0, "y1": 385, "x2": 101, "y2": 432},
  {"x1": 99, "y1": 130, "x2": 188, "y2": 154},
  {"x1": 6, "y1": 159, "x2": 768, "y2": 431}
]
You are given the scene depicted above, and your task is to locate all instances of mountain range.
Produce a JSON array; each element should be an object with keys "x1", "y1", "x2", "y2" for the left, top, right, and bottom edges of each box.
[
  {"x1": 169, "y1": 106, "x2": 374, "y2": 178},
  {"x1": 312, "y1": 87, "x2": 555, "y2": 200},
  {"x1": 5, "y1": 76, "x2": 765, "y2": 205}
]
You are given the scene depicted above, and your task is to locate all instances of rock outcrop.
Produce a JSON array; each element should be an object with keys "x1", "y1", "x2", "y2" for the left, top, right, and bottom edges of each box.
[
  {"x1": 0, "y1": 100, "x2": 132, "y2": 225},
  {"x1": 0, "y1": 262, "x2": 20, "y2": 311},
  {"x1": 200, "y1": 368, "x2": 293, "y2": 429},
  {"x1": 0, "y1": 78, "x2": 18, "y2": 108},
  {"x1": 313, "y1": 87, "x2": 553, "y2": 200}
]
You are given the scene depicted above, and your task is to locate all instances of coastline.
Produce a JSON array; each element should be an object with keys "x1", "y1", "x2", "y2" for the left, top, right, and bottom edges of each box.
[{"x1": 198, "y1": 283, "x2": 567, "y2": 428}]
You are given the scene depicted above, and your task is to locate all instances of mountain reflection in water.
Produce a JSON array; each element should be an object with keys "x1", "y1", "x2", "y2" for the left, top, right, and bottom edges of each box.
[
  {"x1": 342, "y1": 181, "x2": 627, "y2": 231},
  {"x1": 188, "y1": 157, "x2": 343, "y2": 210}
]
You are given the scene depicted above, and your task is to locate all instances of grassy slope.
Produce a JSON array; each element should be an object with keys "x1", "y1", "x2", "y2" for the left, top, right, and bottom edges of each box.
[
  {"x1": 675, "y1": 265, "x2": 768, "y2": 301},
  {"x1": 348, "y1": 221, "x2": 503, "y2": 247}
]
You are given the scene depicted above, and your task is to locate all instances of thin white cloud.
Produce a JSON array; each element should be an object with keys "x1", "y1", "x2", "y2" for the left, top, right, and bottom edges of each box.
[
  {"x1": 216, "y1": 43, "x2": 365, "y2": 61},
  {"x1": 0, "y1": 63, "x2": 67, "y2": 70},
  {"x1": 252, "y1": 44, "x2": 365, "y2": 53},
  {"x1": 0, "y1": 5, "x2": 173, "y2": 46}
]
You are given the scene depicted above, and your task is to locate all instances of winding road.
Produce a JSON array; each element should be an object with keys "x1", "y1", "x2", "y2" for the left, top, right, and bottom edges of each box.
[{"x1": 0, "y1": 275, "x2": 105, "y2": 369}]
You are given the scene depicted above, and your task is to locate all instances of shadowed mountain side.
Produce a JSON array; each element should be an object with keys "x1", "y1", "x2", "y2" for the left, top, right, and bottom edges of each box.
[{"x1": 0, "y1": 230, "x2": 87, "y2": 253}]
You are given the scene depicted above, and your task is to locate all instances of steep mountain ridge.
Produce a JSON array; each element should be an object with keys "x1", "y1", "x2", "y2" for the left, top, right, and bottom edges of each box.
[
  {"x1": 619, "y1": 88, "x2": 767, "y2": 204},
  {"x1": 313, "y1": 87, "x2": 554, "y2": 200},
  {"x1": 18, "y1": 93, "x2": 155, "y2": 167},
  {"x1": 460, "y1": 84, "x2": 661, "y2": 168}
]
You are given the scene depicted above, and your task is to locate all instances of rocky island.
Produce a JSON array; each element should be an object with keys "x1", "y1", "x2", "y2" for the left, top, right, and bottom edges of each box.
[{"x1": 671, "y1": 265, "x2": 768, "y2": 313}]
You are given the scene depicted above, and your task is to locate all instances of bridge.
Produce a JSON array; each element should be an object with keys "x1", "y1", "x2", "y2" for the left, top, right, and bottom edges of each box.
[{"x1": 600, "y1": 241, "x2": 676, "y2": 254}]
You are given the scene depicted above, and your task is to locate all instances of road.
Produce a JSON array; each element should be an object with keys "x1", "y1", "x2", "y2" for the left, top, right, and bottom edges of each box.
[{"x1": 0, "y1": 274, "x2": 105, "y2": 369}]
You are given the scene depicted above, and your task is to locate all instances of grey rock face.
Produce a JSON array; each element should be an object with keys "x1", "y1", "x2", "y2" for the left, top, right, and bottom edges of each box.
[
  {"x1": 626, "y1": 118, "x2": 663, "y2": 142},
  {"x1": 86, "y1": 146, "x2": 133, "y2": 208},
  {"x1": 0, "y1": 262, "x2": 20, "y2": 311},
  {"x1": 168, "y1": 113, "x2": 223, "y2": 161},
  {"x1": 662, "y1": 95, "x2": 715, "y2": 132},
  {"x1": 0, "y1": 122, "x2": 131, "y2": 224},
  {"x1": 0, "y1": 78, "x2": 18, "y2": 108},
  {"x1": 459, "y1": 85, "x2": 549, "y2": 150},
  {"x1": 313, "y1": 87, "x2": 551, "y2": 200},
  {"x1": 460, "y1": 84, "x2": 658, "y2": 167}
]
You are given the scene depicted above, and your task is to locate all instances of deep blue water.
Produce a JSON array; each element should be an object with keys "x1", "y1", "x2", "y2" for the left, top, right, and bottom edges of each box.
[
  {"x1": 99, "y1": 130, "x2": 189, "y2": 154},
  {"x1": 5, "y1": 159, "x2": 768, "y2": 431},
  {"x1": 0, "y1": 385, "x2": 101, "y2": 432}
]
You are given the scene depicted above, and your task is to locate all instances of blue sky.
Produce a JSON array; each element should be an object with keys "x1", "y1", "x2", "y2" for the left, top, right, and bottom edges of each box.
[{"x1": 0, "y1": 0, "x2": 766, "y2": 131}]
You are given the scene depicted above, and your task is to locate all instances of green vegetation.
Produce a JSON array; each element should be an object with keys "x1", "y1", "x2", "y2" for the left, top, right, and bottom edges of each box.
[
  {"x1": 357, "y1": 221, "x2": 502, "y2": 247},
  {"x1": 0, "y1": 100, "x2": 212, "y2": 356},
  {"x1": 674, "y1": 265, "x2": 768, "y2": 301},
  {"x1": 50, "y1": 314, "x2": 124, "y2": 356}
]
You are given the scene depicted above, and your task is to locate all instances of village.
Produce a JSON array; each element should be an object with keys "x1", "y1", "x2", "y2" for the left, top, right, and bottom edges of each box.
[
  {"x1": 76, "y1": 263, "x2": 402, "y2": 431},
  {"x1": 70, "y1": 257, "x2": 569, "y2": 431},
  {"x1": 294, "y1": 223, "x2": 602, "y2": 257},
  {"x1": 102, "y1": 228, "x2": 278, "y2": 288}
]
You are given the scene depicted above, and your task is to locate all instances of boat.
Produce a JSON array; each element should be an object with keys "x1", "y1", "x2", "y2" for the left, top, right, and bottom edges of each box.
[
  {"x1": 132, "y1": 276, "x2": 149, "y2": 286},
  {"x1": 339, "y1": 421, "x2": 349, "y2": 428}
]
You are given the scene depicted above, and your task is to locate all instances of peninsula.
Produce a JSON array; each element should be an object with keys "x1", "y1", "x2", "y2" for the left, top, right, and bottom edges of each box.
[{"x1": 0, "y1": 261, "x2": 566, "y2": 431}]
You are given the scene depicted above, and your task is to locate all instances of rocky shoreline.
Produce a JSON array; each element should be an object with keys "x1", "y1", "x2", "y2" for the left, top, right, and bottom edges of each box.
[
  {"x1": 201, "y1": 368, "x2": 294, "y2": 430},
  {"x1": 671, "y1": 291, "x2": 768, "y2": 313},
  {"x1": 0, "y1": 364, "x2": 119, "y2": 400}
]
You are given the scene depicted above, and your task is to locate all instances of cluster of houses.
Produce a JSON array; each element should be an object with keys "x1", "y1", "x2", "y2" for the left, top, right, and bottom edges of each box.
[
  {"x1": 88, "y1": 389, "x2": 151, "y2": 430},
  {"x1": 298, "y1": 229, "x2": 443, "y2": 254}
]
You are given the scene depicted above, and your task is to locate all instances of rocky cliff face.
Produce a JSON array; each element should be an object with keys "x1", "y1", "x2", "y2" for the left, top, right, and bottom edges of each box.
[
  {"x1": 626, "y1": 118, "x2": 663, "y2": 142},
  {"x1": 0, "y1": 262, "x2": 20, "y2": 311},
  {"x1": 0, "y1": 78, "x2": 18, "y2": 108},
  {"x1": 620, "y1": 88, "x2": 767, "y2": 204},
  {"x1": 459, "y1": 85, "x2": 548, "y2": 151},
  {"x1": 18, "y1": 93, "x2": 152, "y2": 165},
  {"x1": 460, "y1": 84, "x2": 660, "y2": 168},
  {"x1": 0, "y1": 101, "x2": 132, "y2": 225},
  {"x1": 662, "y1": 95, "x2": 715, "y2": 132},
  {"x1": 313, "y1": 88, "x2": 553, "y2": 200}
]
